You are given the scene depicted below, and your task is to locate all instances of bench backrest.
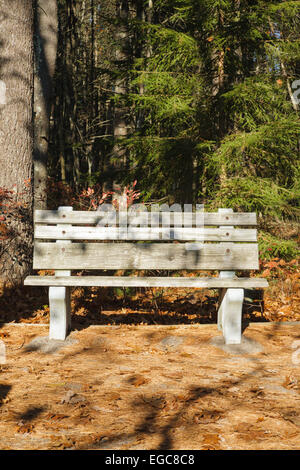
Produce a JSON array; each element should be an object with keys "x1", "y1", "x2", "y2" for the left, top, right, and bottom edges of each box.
[{"x1": 32, "y1": 207, "x2": 259, "y2": 271}]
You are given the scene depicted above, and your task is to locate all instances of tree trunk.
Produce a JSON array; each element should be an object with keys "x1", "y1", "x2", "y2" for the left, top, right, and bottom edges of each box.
[
  {"x1": 0, "y1": 0, "x2": 34, "y2": 283},
  {"x1": 33, "y1": 0, "x2": 58, "y2": 209},
  {"x1": 211, "y1": 7, "x2": 226, "y2": 190},
  {"x1": 111, "y1": 0, "x2": 129, "y2": 189}
]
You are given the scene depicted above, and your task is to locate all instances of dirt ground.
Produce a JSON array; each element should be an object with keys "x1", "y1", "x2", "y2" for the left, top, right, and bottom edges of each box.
[
  {"x1": 0, "y1": 258, "x2": 299, "y2": 451},
  {"x1": 0, "y1": 319, "x2": 300, "y2": 451}
]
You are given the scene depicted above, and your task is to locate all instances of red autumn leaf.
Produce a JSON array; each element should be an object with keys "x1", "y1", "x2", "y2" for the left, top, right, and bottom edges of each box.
[
  {"x1": 262, "y1": 268, "x2": 271, "y2": 277},
  {"x1": 264, "y1": 261, "x2": 279, "y2": 269},
  {"x1": 278, "y1": 259, "x2": 286, "y2": 266}
]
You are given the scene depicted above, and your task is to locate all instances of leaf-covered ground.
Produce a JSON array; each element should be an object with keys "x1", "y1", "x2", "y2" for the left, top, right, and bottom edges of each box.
[
  {"x1": 0, "y1": 258, "x2": 299, "y2": 450},
  {"x1": 0, "y1": 322, "x2": 300, "y2": 450}
]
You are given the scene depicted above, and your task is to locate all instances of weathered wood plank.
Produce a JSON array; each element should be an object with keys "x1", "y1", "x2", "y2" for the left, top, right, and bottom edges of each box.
[
  {"x1": 33, "y1": 242, "x2": 260, "y2": 270},
  {"x1": 34, "y1": 210, "x2": 257, "y2": 226},
  {"x1": 34, "y1": 225, "x2": 257, "y2": 242},
  {"x1": 24, "y1": 275, "x2": 269, "y2": 288},
  {"x1": 218, "y1": 208, "x2": 236, "y2": 285}
]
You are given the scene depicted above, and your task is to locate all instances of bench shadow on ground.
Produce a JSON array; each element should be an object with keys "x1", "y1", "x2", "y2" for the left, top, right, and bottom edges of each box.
[
  {"x1": 0, "y1": 285, "x2": 49, "y2": 324},
  {"x1": 0, "y1": 284, "x2": 268, "y2": 334},
  {"x1": 0, "y1": 384, "x2": 11, "y2": 407},
  {"x1": 70, "y1": 286, "x2": 267, "y2": 333}
]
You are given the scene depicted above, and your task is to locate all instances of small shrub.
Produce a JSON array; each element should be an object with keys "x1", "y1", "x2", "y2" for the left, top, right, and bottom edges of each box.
[{"x1": 258, "y1": 231, "x2": 299, "y2": 261}]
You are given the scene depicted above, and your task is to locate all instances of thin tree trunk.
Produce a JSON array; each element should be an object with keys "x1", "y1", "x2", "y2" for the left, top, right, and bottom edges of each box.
[
  {"x1": 281, "y1": 61, "x2": 300, "y2": 113},
  {"x1": 33, "y1": 0, "x2": 58, "y2": 209},
  {"x1": 211, "y1": 7, "x2": 226, "y2": 189},
  {"x1": 0, "y1": 0, "x2": 34, "y2": 283},
  {"x1": 112, "y1": 0, "x2": 129, "y2": 189},
  {"x1": 268, "y1": 18, "x2": 299, "y2": 113}
]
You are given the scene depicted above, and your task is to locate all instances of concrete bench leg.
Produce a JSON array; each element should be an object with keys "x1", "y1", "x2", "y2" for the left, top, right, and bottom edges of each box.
[
  {"x1": 49, "y1": 286, "x2": 71, "y2": 340},
  {"x1": 217, "y1": 288, "x2": 244, "y2": 344}
]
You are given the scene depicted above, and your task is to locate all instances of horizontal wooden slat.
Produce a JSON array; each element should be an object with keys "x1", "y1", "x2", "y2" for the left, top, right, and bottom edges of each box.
[
  {"x1": 34, "y1": 225, "x2": 257, "y2": 242},
  {"x1": 34, "y1": 210, "x2": 257, "y2": 226},
  {"x1": 33, "y1": 242, "x2": 259, "y2": 270},
  {"x1": 24, "y1": 275, "x2": 268, "y2": 288}
]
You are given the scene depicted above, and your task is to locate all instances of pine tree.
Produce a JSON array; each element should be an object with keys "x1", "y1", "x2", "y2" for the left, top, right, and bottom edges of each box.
[{"x1": 47, "y1": 0, "x2": 300, "y2": 258}]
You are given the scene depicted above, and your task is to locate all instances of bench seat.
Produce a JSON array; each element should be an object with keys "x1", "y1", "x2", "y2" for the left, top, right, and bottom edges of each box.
[
  {"x1": 24, "y1": 275, "x2": 268, "y2": 289},
  {"x1": 24, "y1": 206, "x2": 269, "y2": 344}
]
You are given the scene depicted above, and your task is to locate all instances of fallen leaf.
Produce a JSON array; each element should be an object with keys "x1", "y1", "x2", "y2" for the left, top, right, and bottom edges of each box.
[
  {"x1": 0, "y1": 331, "x2": 9, "y2": 339},
  {"x1": 162, "y1": 372, "x2": 184, "y2": 380},
  {"x1": 1, "y1": 397, "x2": 11, "y2": 404},
  {"x1": 234, "y1": 422, "x2": 252, "y2": 433},
  {"x1": 130, "y1": 375, "x2": 150, "y2": 387},
  {"x1": 243, "y1": 430, "x2": 267, "y2": 440},
  {"x1": 202, "y1": 433, "x2": 220, "y2": 450},
  {"x1": 284, "y1": 431, "x2": 299, "y2": 438},
  {"x1": 45, "y1": 413, "x2": 68, "y2": 422},
  {"x1": 282, "y1": 375, "x2": 298, "y2": 390},
  {"x1": 264, "y1": 261, "x2": 279, "y2": 269},
  {"x1": 109, "y1": 392, "x2": 121, "y2": 400},
  {"x1": 61, "y1": 390, "x2": 86, "y2": 404},
  {"x1": 180, "y1": 352, "x2": 193, "y2": 358},
  {"x1": 262, "y1": 269, "x2": 271, "y2": 278},
  {"x1": 141, "y1": 395, "x2": 166, "y2": 409},
  {"x1": 50, "y1": 435, "x2": 75, "y2": 449},
  {"x1": 194, "y1": 410, "x2": 222, "y2": 424},
  {"x1": 16, "y1": 423, "x2": 34, "y2": 434},
  {"x1": 0, "y1": 223, "x2": 8, "y2": 236}
]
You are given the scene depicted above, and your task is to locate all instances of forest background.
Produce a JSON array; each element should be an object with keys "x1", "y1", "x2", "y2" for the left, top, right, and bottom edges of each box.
[
  {"x1": 0, "y1": 0, "x2": 299, "y2": 287},
  {"x1": 48, "y1": 0, "x2": 300, "y2": 263}
]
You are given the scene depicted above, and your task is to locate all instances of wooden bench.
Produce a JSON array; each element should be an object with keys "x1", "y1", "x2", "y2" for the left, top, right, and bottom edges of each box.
[{"x1": 24, "y1": 206, "x2": 268, "y2": 344}]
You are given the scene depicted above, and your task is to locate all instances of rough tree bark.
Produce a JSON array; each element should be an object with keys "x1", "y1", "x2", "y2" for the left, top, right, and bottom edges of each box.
[
  {"x1": 0, "y1": 0, "x2": 34, "y2": 283},
  {"x1": 33, "y1": 0, "x2": 58, "y2": 209},
  {"x1": 211, "y1": 6, "x2": 226, "y2": 191},
  {"x1": 111, "y1": 0, "x2": 129, "y2": 190}
]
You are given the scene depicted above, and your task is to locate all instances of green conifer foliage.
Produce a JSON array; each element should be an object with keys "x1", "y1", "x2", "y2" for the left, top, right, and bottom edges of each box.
[{"x1": 49, "y1": 1, "x2": 300, "y2": 259}]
